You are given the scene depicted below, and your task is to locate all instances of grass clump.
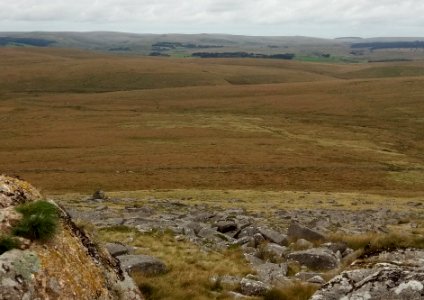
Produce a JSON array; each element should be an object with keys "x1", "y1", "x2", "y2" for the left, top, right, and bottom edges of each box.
[
  {"x1": 13, "y1": 200, "x2": 59, "y2": 241},
  {"x1": 0, "y1": 236, "x2": 21, "y2": 255},
  {"x1": 264, "y1": 283, "x2": 318, "y2": 300}
]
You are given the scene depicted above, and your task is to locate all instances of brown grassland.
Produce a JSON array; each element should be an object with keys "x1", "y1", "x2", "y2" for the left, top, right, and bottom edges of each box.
[
  {"x1": 1, "y1": 47, "x2": 423, "y2": 194},
  {"x1": 2, "y1": 47, "x2": 424, "y2": 299}
]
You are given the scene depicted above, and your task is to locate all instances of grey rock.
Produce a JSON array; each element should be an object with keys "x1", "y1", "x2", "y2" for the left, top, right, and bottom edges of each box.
[
  {"x1": 105, "y1": 243, "x2": 130, "y2": 257},
  {"x1": 117, "y1": 254, "x2": 168, "y2": 276},
  {"x1": 216, "y1": 221, "x2": 238, "y2": 233},
  {"x1": 312, "y1": 249, "x2": 424, "y2": 300},
  {"x1": 264, "y1": 243, "x2": 288, "y2": 258},
  {"x1": 91, "y1": 190, "x2": 108, "y2": 200},
  {"x1": 184, "y1": 221, "x2": 204, "y2": 235},
  {"x1": 198, "y1": 227, "x2": 218, "y2": 238},
  {"x1": 210, "y1": 275, "x2": 242, "y2": 290},
  {"x1": 244, "y1": 253, "x2": 264, "y2": 267},
  {"x1": 227, "y1": 291, "x2": 251, "y2": 299},
  {"x1": 241, "y1": 244, "x2": 257, "y2": 255},
  {"x1": 240, "y1": 278, "x2": 271, "y2": 296},
  {"x1": 295, "y1": 272, "x2": 324, "y2": 281},
  {"x1": 307, "y1": 275, "x2": 326, "y2": 285},
  {"x1": 254, "y1": 262, "x2": 288, "y2": 284},
  {"x1": 295, "y1": 238, "x2": 314, "y2": 250},
  {"x1": 253, "y1": 233, "x2": 265, "y2": 247},
  {"x1": 238, "y1": 226, "x2": 259, "y2": 238},
  {"x1": 0, "y1": 250, "x2": 40, "y2": 300},
  {"x1": 232, "y1": 236, "x2": 253, "y2": 246},
  {"x1": 287, "y1": 221, "x2": 325, "y2": 242},
  {"x1": 258, "y1": 227, "x2": 288, "y2": 246},
  {"x1": 287, "y1": 248, "x2": 339, "y2": 270},
  {"x1": 322, "y1": 242, "x2": 348, "y2": 254}
]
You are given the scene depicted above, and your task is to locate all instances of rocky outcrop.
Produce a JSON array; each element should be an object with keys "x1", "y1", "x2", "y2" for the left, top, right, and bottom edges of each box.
[
  {"x1": 62, "y1": 188, "x2": 424, "y2": 298},
  {"x1": 0, "y1": 175, "x2": 143, "y2": 300},
  {"x1": 311, "y1": 249, "x2": 424, "y2": 300}
]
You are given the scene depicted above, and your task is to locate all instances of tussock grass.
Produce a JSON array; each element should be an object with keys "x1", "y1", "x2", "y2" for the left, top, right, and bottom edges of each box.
[
  {"x1": 264, "y1": 283, "x2": 319, "y2": 300},
  {"x1": 0, "y1": 236, "x2": 21, "y2": 255},
  {"x1": 97, "y1": 228, "x2": 252, "y2": 300},
  {"x1": 329, "y1": 231, "x2": 424, "y2": 253},
  {"x1": 13, "y1": 201, "x2": 59, "y2": 241}
]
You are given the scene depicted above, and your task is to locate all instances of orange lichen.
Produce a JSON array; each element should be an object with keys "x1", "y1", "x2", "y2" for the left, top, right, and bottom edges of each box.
[{"x1": 33, "y1": 224, "x2": 110, "y2": 299}]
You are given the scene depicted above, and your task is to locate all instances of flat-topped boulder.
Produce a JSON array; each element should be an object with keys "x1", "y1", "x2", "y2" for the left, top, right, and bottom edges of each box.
[
  {"x1": 287, "y1": 221, "x2": 325, "y2": 242},
  {"x1": 287, "y1": 247, "x2": 339, "y2": 271},
  {"x1": 118, "y1": 254, "x2": 168, "y2": 276}
]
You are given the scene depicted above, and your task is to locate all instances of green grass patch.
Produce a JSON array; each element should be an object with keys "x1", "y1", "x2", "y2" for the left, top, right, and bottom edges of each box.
[
  {"x1": 0, "y1": 236, "x2": 21, "y2": 255},
  {"x1": 13, "y1": 201, "x2": 59, "y2": 241}
]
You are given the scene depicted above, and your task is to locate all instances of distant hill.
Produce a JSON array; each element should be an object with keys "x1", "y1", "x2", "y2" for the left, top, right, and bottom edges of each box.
[{"x1": 1, "y1": 32, "x2": 424, "y2": 62}]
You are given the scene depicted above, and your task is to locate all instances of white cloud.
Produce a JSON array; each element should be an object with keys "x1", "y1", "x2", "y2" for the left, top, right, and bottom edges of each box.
[{"x1": 0, "y1": 0, "x2": 423, "y2": 36}]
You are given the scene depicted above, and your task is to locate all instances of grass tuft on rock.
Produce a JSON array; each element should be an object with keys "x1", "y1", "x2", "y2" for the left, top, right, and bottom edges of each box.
[{"x1": 13, "y1": 200, "x2": 59, "y2": 241}]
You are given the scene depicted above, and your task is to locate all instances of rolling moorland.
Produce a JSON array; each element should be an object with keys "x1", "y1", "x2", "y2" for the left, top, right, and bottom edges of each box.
[
  {"x1": 1, "y1": 45, "x2": 424, "y2": 299},
  {"x1": 0, "y1": 47, "x2": 424, "y2": 194}
]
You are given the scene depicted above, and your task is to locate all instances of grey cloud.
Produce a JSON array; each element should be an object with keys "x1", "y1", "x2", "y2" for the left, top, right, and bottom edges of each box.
[{"x1": 0, "y1": 0, "x2": 423, "y2": 36}]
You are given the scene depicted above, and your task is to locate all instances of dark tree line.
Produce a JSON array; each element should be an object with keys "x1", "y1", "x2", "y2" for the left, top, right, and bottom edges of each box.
[
  {"x1": 191, "y1": 52, "x2": 295, "y2": 60},
  {"x1": 0, "y1": 37, "x2": 55, "y2": 47},
  {"x1": 351, "y1": 41, "x2": 424, "y2": 50}
]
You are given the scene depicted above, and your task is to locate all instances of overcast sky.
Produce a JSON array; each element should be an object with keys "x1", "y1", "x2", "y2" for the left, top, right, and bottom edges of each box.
[{"x1": 0, "y1": 0, "x2": 423, "y2": 37}]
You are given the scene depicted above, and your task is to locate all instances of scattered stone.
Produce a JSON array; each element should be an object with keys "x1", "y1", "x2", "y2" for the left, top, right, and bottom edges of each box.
[
  {"x1": 216, "y1": 221, "x2": 238, "y2": 233},
  {"x1": 105, "y1": 243, "x2": 130, "y2": 257},
  {"x1": 227, "y1": 291, "x2": 251, "y2": 299},
  {"x1": 254, "y1": 262, "x2": 288, "y2": 284},
  {"x1": 253, "y1": 233, "x2": 266, "y2": 246},
  {"x1": 232, "y1": 236, "x2": 253, "y2": 246},
  {"x1": 322, "y1": 242, "x2": 348, "y2": 255},
  {"x1": 258, "y1": 227, "x2": 288, "y2": 246},
  {"x1": 244, "y1": 254, "x2": 264, "y2": 267},
  {"x1": 238, "y1": 226, "x2": 260, "y2": 238},
  {"x1": 287, "y1": 248, "x2": 339, "y2": 270},
  {"x1": 288, "y1": 221, "x2": 325, "y2": 242},
  {"x1": 295, "y1": 272, "x2": 324, "y2": 281},
  {"x1": 91, "y1": 190, "x2": 108, "y2": 201},
  {"x1": 210, "y1": 275, "x2": 242, "y2": 290},
  {"x1": 117, "y1": 255, "x2": 168, "y2": 276},
  {"x1": 240, "y1": 278, "x2": 271, "y2": 296},
  {"x1": 264, "y1": 243, "x2": 288, "y2": 258},
  {"x1": 295, "y1": 238, "x2": 314, "y2": 250},
  {"x1": 307, "y1": 275, "x2": 326, "y2": 285}
]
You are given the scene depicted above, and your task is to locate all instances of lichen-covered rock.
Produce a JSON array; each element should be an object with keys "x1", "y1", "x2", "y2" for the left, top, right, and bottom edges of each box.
[
  {"x1": 311, "y1": 249, "x2": 424, "y2": 300},
  {"x1": 0, "y1": 206, "x2": 22, "y2": 234},
  {"x1": 0, "y1": 250, "x2": 40, "y2": 299},
  {"x1": 0, "y1": 175, "x2": 42, "y2": 208},
  {"x1": 0, "y1": 175, "x2": 143, "y2": 300}
]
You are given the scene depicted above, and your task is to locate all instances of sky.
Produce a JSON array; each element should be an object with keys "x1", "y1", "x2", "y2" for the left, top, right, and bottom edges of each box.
[{"x1": 0, "y1": 0, "x2": 423, "y2": 38}]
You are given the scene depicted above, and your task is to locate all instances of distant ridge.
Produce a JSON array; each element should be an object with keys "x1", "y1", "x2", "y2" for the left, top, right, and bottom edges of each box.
[{"x1": 1, "y1": 32, "x2": 424, "y2": 61}]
